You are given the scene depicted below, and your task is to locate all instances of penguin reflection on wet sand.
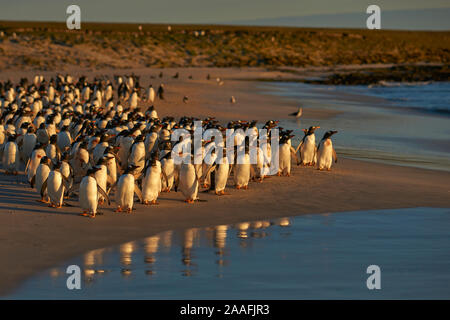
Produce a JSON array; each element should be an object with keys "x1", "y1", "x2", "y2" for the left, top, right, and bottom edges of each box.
[{"x1": 317, "y1": 131, "x2": 338, "y2": 171}]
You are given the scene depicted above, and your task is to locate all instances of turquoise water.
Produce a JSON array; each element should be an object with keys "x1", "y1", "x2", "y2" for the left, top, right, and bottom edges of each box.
[
  {"x1": 266, "y1": 82, "x2": 450, "y2": 171},
  {"x1": 5, "y1": 207, "x2": 450, "y2": 299}
]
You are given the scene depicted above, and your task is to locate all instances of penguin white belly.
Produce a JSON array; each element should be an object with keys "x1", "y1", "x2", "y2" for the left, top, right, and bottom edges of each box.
[
  {"x1": 301, "y1": 135, "x2": 316, "y2": 164},
  {"x1": 93, "y1": 143, "x2": 107, "y2": 164},
  {"x1": 46, "y1": 144, "x2": 58, "y2": 162},
  {"x1": 105, "y1": 154, "x2": 117, "y2": 186},
  {"x1": 179, "y1": 164, "x2": 198, "y2": 201},
  {"x1": 80, "y1": 176, "x2": 98, "y2": 214},
  {"x1": 279, "y1": 143, "x2": 291, "y2": 175},
  {"x1": 318, "y1": 140, "x2": 334, "y2": 170},
  {"x1": 161, "y1": 158, "x2": 175, "y2": 190},
  {"x1": 215, "y1": 162, "x2": 229, "y2": 192},
  {"x1": 47, "y1": 171, "x2": 65, "y2": 206},
  {"x1": 2, "y1": 142, "x2": 19, "y2": 172},
  {"x1": 23, "y1": 134, "x2": 37, "y2": 161},
  {"x1": 57, "y1": 132, "x2": 71, "y2": 151},
  {"x1": 234, "y1": 154, "x2": 250, "y2": 187},
  {"x1": 128, "y1": 143, "x2": 145, "y2": 172},
  {"x1": 28, "y1": 149, "x2": 46, "y2": 182},
  {"x1": 142, "y1": 163, "x2": 162, "y2": 202},
  {"x1": 95, "y1": 166, "x2": 108, "y2": 201},
  {"x1": 116, "y1": 174, "x2": 135, "y2": 210},
  {"x1": 36, "y1": 164, "x2": 50, "y2": 196}
]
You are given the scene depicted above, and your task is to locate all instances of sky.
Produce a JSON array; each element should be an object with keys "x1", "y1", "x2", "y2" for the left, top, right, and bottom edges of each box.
[{"x1": 1, "y1": 0, "x2": 449, "y2": 29}]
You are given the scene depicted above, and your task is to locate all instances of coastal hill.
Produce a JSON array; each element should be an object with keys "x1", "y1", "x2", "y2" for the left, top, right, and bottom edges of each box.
[{"x1": 0, "y1": 21, "x2": 449, "y2": 81}]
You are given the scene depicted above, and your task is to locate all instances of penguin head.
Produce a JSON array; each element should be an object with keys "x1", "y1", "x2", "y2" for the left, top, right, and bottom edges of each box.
[
  {"x1": 125, "y1": 164, "x2": 140, "y2": 174},
  {"x1": 49, "y1": 134, "x2": 58, "y2": 144},
  {"x1": 321, "y1": 130, "x2": 338, "y2": 141},
  {"x1": 87, "y1": 166, "x2": 102, "y2": 176}
]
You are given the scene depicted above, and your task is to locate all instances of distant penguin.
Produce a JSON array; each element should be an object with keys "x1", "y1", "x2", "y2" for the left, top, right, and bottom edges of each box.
[
  {"x1": 317, "y1": 131, "x2": 338, "y2": 171},
  {"x1": 157, "y1": 84, "x2": 164, "y2": 100},
  {"x1": 297, "y1": 126, "x2": 320, "y2": 166},
  {"x1": 147, "y1": 85, "x2": 155, "y2": 103},
  {"x1": 2, "y1": 135, "x2": 20, "y2": 174},
  {"x1": 79, "y1": 167, "x2": 110, "y2": 218},
  {"x1": 115, "y1": 165, "x2": 142, "y2": 213}
]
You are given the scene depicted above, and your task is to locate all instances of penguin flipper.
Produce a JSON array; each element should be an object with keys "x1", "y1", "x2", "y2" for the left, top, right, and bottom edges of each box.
[
  {"x1": 30, "y1": 175, "x2": 36, "y2": 189},
  {"x1": 25, "y1": 158, "x2": 31, "y2": 173},
  {"x1": 40, "y1": 178, "x2": 48, "y2": 198},
  {"x1": 97, "y1": 185, "x2": 110, "y2": 205},
  {"x1": 333, "y1": 148, "x2": 338, "y2": 163},
  {"x1": 134, "y1": 183, "x2": 143, "y2": 203},
  {"x1": 290, "y1": 146, "x2": 299, "y2": 164},
  {"x1": 295, "y1": 140, "x2": 304, "y2": 154},
  {"x1": 202, "y1": 164, "x2": 217, "y2": 182},
  {"x1": 107, "y1": 182, "x2": 117, "y2": 196}
]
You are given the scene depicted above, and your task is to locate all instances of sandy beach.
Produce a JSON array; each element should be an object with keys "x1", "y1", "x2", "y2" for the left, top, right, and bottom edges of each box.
[{"x1": 1, "y1": 67, "x2": 449, "y2": 297}]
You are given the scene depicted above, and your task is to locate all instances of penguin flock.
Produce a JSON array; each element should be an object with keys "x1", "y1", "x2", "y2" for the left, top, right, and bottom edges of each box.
[{"x1": 0, "y1": 74, "x2": 338, "y2": 218}]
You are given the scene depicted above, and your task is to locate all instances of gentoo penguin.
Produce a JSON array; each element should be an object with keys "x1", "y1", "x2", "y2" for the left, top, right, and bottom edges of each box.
[
  {"x1": 26, "y1": 143, "x2": 46, "y2": 188},
  {"x1": 204, "y1": 148, "x2": 230, "y2": 195},
  {"x1": 144, "y1": 125, "x2": 159, "y2": 160},
  {"x1": 297, "y1": 126, "x2": 320, "y2": 166},
  {"x1": 79, "y1": 167, "x2": 110, "y2": 218},
  {"x1": 94, "y1": 157, "x2": 111, "y2": 205},
  {"x1": 115, "y1": 164, "x2": 142, "y2": 213},
  {"x1": 177, "y1": 155, "x2": 199, "y2": 203},
  {"x1": 278, "y1": 134, "x2": 298, "y2": 176},
  {"x1": 160, "y1": 142, "x2": 175, "y2": 192},
  {"x1": 142, "y1": 152, "x2": 168, "y2": 205},
  {"x1": 57, "y1": 125, "x2": 72, "y2": 152},
  {"x1": 317, "y1": 130, "x2": 338, "y2": 171},
  {"x1": 128, "y1": 134, "x2": 146, "y2": 175},
  {"x1": 234, "y1": 142, "x2": 252, "y2": 189},
  {"x1": 22, "y1": 126, "x2": 37, "y2": 164},
  {"x1": 36, "y1": 123, "x2": 49, "y2": 145},
  {"x1": 2, "y1": 135, "x2": 20, "y2": 174},
  {"x1": 41, "y1": 161, "x2": 68, "y2": 208},
  {"x1": 46, "y1": 134, "x2": 61, "y2": 163},
  {"x1": 156, "y1": 84, "x2": 164, "y2": 100},
  {"x1": 60, "y1": 152, "x2": 73, "y2": 195},
  {"x1": 103, "y1": 146, "x2": 120, "y2": 188},
  {"x1": 147, "y1": 85, "x2": 155, "y2": 103},
  {"x1": 35, "y1": 156, "x2": 51, "y2": 203}
]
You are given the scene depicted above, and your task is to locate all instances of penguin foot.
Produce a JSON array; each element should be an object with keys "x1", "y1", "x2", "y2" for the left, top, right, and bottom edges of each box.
[
  {"x1": 126, "y1": 208, "x2": 132, "y2": 214},
  {"x1": 115, "y1": 207, "x2": 123, "y2": 213},
  {"x1": 220, "y1": 191, "x2": 229, "y2": 196},
  {"x1": 151, "y1": 200, "x2": 159, "y2": 205},
  {"x1": 243, "y1": 185, "x2": 248, "y2": 190},
  {"x1": 277, "y1": 172, "x2": 281, "y2": 176},
  {"x1": 89, "y1": 213, "x2": 96, "y2": 218},
  {"x1": 236, "y1": 185, "x2": 241, "y2": 190},
  {"x1": 327, "y1": 168, "x2": 331, "y2": 171},
  {"x1": 184, "y1": 199, "x2": 194, "y2": 204},
  {"x1": 98, "y1": 199, "x2": 104, "y2": 205}
]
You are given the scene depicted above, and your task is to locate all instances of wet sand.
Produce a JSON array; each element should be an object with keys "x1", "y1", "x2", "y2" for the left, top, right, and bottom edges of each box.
[{"x1": 1, "y1": 68, "x2": 450, "y2": 297}]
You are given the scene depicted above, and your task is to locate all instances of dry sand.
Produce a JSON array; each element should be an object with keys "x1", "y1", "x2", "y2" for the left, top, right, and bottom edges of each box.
[{"x1": 1, "y1": 68, "x2": 449, "y2": 297}]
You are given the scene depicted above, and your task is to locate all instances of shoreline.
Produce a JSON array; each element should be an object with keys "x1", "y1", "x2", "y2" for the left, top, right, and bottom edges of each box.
[{"x1": 1, "y1": 68, "x2": 450, "y2": 297}]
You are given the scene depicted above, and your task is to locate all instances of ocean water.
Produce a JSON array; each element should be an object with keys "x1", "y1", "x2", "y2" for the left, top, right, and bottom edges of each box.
[
  {"x1": 266, "y1": 81, "x2": 450, "y2": 171},
  {"x1": 5, "y1": 207, "x2": 450, "y2": 299}
]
